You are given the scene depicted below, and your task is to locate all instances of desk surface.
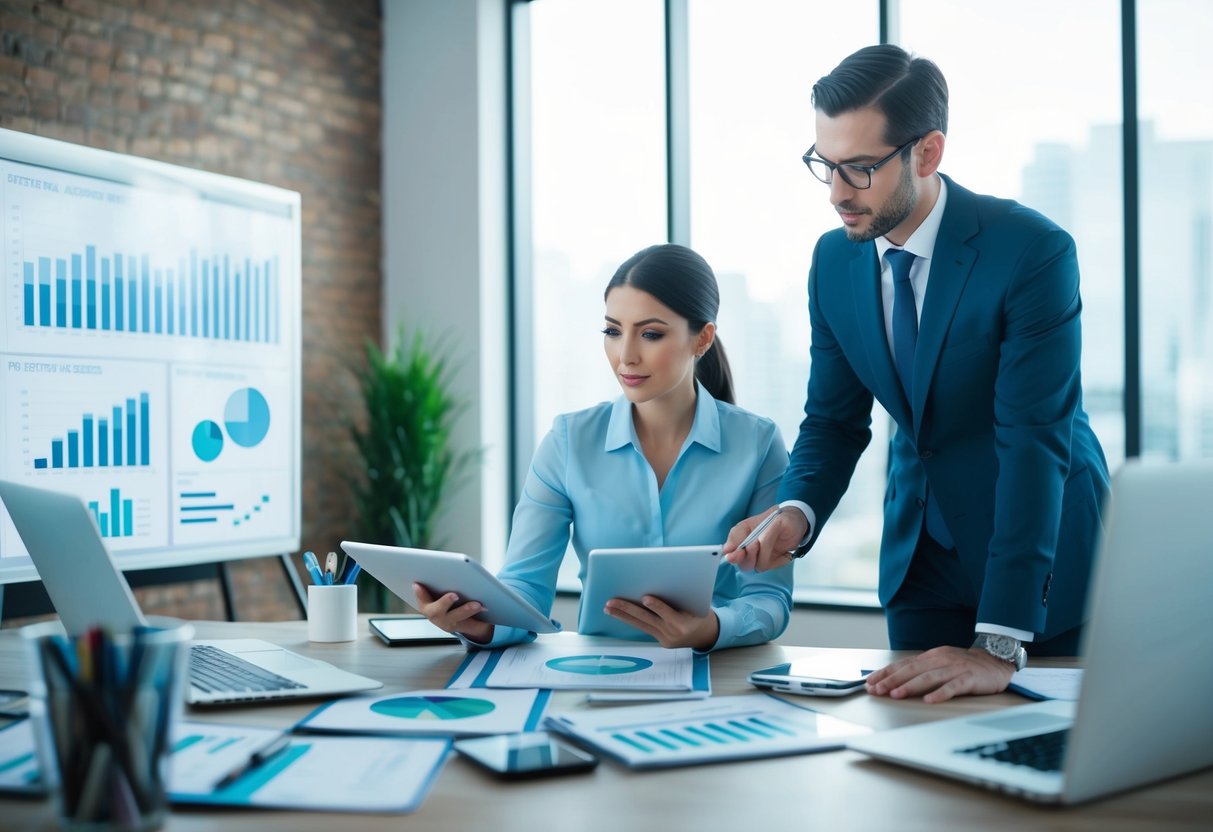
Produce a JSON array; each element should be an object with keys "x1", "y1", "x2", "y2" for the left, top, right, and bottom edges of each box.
[{"x1": 0, "y1": 617, "x2": 1208, "y2": 831}]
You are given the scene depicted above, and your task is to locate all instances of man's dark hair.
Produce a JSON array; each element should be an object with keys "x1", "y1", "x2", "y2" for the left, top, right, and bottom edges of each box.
[{"x1": 811, "y1": 44, "x2": 948, "y2": 147}]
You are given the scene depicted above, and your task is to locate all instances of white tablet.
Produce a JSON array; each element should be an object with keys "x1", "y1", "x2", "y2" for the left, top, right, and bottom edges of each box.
[
  {"x1": 339, "y1": 541, "x2": 562, "y2": 635},
  {"x1": 577, "y1": 545, "x2": 722, "y2": 640}
]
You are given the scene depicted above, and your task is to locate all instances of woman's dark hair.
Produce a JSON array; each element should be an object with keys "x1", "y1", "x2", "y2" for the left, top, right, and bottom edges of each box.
[
  {"x1": 604, "y1": 243, "x2": 735, "y2": 405},
  {"x1": 811, "y1": 44, "x2": 948, "y2": 149}
]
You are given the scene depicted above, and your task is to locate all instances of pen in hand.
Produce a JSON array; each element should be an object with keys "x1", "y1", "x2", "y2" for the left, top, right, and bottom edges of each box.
[
  {"x1": 214, "y1": 732, "x2": 292, "y2": 791},
  {"x1": 736, "y1": 506, "x2": 786, "y2": 552}
]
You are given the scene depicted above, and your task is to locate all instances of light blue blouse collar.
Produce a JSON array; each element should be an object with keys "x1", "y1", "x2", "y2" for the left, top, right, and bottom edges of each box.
[{"x1": 604, "y1": 381, "x2": 722, "y2": 454}]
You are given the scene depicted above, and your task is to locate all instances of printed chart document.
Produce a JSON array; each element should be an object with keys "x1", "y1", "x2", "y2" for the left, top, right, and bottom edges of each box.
[
  {"x1": 295, "y1": 688, "x2": 550, "y2": 737},
  {"x1": 169, "y1": 722, "x2": 448, "y2": 813},
  {"x1": 545, "y1": 693, "x2": 871, "y2": 769},
  {"x1": 1008, "y1": 668, "x2": 1083, "y2": 701},
  {"x1": 0, "y1": 720, "x2": 41, "y2": 795},
  {"x1": 460, "y1": 641, "x2": 699, "y2": 691}
]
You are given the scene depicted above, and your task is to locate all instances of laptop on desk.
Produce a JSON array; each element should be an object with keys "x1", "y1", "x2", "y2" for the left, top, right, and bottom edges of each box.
[
  {"x1": 0, "y1": 480, "x2": 382, "y2": 706},
  {"x1": 847, "y1": 459, "x2": 1213, "y2": 804}
]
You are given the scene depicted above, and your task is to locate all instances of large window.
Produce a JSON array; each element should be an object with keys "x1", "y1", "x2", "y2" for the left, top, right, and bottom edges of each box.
[
  {"x1": 513, "y1": 0, "x2": 1190, "y2": 598},
  {"x1": 525, "y1": 0, "x2": 667, "y2": 444},
  {"x1": 1138, "y1": 0, "x2": 1213, "y2": 460},
  {"x1": 687, "y1": 1, "x2": 880, "y2": 590},
  {"x1": 901, "y1": 0, "x2": 1126, "y2": 471}
]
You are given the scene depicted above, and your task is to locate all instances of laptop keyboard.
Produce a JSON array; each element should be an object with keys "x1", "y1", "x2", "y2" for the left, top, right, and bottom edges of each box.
[
  {"x1": 189, "y1": 644, "x2": 307, "y2": 694},
  {"x1": 957, "y1": 729, "x2": 1069, "y2": 773}
]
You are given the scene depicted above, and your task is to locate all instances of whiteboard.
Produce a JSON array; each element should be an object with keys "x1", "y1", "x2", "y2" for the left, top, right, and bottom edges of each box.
[{"x1": 0, "y1": 127, "x2": 302, "y2": 583}]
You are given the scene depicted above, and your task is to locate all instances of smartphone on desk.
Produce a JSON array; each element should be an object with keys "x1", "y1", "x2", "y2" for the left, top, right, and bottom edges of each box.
[
  {"x1": 369, "y1": 616, "x2": 460, "y2": 646},
  {"x1": 748, "y1": 658, "x2": 871, "y2": 697},
  {"x1": 453, "y1": 732, "x2": 599, "y2": 780}
]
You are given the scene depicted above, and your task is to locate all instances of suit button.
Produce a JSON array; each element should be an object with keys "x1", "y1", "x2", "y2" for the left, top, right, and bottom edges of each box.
[
  {"x1": 919, "y1": 449, "x2": 934, "y2": 459},
  {"x1": 915, "y1": 497, "x2": 925, "y2": 508}
]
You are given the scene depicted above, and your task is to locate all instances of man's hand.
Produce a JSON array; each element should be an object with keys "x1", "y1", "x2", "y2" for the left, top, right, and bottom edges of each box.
[
  {"x1": 412, "y1": 582, "x2": 494, "y2": 644},
  {"x1": 723, "y1": 506, "x2": 808, "y2": 572},
  {"x1": 864, "y1": 646, "x2": 1016, "y2": 704},
  {"x1": 603, "y1": 595, "x2": 720, "y2": 651}
]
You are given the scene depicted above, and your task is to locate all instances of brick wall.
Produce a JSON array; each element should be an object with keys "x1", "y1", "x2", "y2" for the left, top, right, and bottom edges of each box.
[{"x1": 0, "y1": 0, "x2": 383, "y2": 623}]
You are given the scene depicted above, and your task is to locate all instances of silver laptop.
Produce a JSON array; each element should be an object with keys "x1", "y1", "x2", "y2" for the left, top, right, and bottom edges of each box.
[
  {"x1": 0, "y1": 480, "x2": 382, "y2": 706},
  {"x1": 848, "y1": 459, "x2": 1213, "y2": 804}
]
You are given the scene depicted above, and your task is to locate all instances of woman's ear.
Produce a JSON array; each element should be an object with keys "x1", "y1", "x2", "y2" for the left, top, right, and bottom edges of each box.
[{"x1": 695, "y1": 322, "x2": 717, "y2": 357}]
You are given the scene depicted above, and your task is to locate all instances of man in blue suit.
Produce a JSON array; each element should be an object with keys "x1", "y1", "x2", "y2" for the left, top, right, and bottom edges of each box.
[{"x1": 725, "y1": 45, "x2": 1108, "y2": 702}]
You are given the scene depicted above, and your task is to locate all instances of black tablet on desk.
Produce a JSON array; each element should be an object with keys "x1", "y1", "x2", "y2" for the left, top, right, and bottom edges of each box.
[{"x1": 369, "y1": 616, "x2": 461, "y2": 646}]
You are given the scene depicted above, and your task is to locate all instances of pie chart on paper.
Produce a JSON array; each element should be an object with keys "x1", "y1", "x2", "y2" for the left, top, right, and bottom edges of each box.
[
  {"x1": 369, "y1": 695, "x2": 496, "y2": 720},
  {"x1": 545, "y1": 655, "x2": 654, "y2": 675}
]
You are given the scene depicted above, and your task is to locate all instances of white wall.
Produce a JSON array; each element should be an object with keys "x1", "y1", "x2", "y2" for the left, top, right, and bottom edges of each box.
[{"x1": 381, "y1": 0, "x2": 509, "y2": 562}]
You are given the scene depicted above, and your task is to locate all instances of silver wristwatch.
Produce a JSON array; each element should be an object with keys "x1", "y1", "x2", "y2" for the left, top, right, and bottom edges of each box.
[{"x1": 972, "y1": 633, "x2": 1027, "y2": 671}]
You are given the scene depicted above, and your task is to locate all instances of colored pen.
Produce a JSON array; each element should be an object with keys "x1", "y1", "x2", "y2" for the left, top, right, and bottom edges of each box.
[
  {"x1": 302, "y1": 551, "x2": 325, "y2": 585},
  {"x1": 342, "y1": 562, "x2": 362, "y2": 585},
  {"x1": 325, "y1": 551, "x2": 339, "y2": 585},
  {"x1": 214, "y1": 732, "x2": 292, "y2": 791},
  {"x1": 736, "y1": 506, "x2": 786, "y2": 551}
]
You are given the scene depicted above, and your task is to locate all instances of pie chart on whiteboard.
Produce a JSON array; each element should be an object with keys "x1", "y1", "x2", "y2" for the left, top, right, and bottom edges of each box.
[{"x1": 224, "y1": 387, "x2": 271, "y2": 447}]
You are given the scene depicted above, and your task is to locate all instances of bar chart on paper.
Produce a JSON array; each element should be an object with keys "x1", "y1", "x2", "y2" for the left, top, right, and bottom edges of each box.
[{"x1": 545, "y1": 694, "x2": 871, "y2": 769}]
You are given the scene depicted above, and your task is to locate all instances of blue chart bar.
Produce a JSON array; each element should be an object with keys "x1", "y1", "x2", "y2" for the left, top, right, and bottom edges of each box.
[
  {"x1": 23, "y1": 262, "x2": 34, "y2": 325},
  {"x1": 87, "y1": 487, "x2": 134, "y2": 538},
  {"x1": 19, "y1": 246, "x2": 279, "y2": 343},
  {"x1": 33, "y1": 392, "x2": 152, "y2": 470}
]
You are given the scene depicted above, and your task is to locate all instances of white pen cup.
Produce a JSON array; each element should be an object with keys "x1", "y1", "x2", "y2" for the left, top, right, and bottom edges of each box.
[{"x1": 307, "y1": 584, "x2": 358, "y2": 642}]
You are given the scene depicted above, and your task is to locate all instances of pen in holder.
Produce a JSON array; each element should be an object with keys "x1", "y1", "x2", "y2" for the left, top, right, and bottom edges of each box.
[
  {"x1": 21, "y1": 617, "x2": 193, "y2": 832},
  {"x1": 307, "y1": 583, "x2": 358, "y2": 642}
]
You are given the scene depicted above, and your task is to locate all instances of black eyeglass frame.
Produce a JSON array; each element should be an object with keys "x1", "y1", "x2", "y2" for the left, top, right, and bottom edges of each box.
[{"x1": 802, "y1": 136, "x2": 922, "y2": 189}]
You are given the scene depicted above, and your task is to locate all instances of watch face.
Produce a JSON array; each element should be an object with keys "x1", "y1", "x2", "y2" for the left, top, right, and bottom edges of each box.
[{"x1": 979, "y1": 634, "x2": 1018, "y2": 660}]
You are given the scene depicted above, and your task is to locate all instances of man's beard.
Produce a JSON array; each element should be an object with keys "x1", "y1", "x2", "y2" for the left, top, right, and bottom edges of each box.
[{"x1": 842, "y1": 161, "x2": 916, "y2": 243}]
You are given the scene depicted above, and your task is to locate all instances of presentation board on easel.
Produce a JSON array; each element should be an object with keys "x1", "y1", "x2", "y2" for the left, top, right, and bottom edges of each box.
[{"x1": 0, "y1": 127, "x2": 302, "y2": 584}]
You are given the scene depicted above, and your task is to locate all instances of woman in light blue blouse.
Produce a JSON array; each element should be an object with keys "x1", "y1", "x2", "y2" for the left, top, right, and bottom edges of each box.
[{"x1": 415, "y1": 244, "x2": 793, "y2": 651}]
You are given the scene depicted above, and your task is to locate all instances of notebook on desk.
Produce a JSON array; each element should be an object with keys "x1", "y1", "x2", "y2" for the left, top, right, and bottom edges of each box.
[
  {"x1": 0, "y1": 480, "x2": 382, "y2": 706},
  {"x1": 848, "y1": 459, "x2": 1213, "y2": 804}
]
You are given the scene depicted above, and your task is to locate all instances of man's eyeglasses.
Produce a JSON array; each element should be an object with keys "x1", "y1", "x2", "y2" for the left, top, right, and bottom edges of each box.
[{"x1": 802, "y1": 137, "x2": 921, "y2": 190}]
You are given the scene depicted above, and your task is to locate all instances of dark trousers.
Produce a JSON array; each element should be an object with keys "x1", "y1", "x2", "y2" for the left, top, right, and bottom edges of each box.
[{"x1": 885, "y1": 533, "x2": 1083, "y2": 657}]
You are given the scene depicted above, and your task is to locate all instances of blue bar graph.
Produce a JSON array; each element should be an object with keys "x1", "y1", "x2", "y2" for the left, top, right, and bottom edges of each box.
[
  {"x1": 87, "y1": 488, "x2": 135, "y2": 538},
  {"x1": 32, "y1": 392, "x2": 152, "y2": 470},
  {"x1": 20, "y1": 245, "x2": 279, "y2": 343}
]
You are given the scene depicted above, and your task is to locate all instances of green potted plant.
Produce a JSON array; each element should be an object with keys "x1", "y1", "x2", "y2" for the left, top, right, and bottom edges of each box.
[{"x1": 346, "y1": 328, "x2": 479, "y2": 611}]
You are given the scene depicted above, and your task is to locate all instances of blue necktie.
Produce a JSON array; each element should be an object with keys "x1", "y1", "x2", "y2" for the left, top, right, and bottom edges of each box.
[
  {"x1": 887, "y1": 248, "x2": 918, "y2": 401},
  {"x1": 886, "y1": 248, "x2": 955, "y2": 549}
]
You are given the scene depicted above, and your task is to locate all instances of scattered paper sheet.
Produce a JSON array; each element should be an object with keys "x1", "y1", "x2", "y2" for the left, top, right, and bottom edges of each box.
[
  {"x1": 170, "y1": 721, "x2": 448, "y2": 813},
  {"x1": 1008, "y1": 668, "x2": 1083, "y2": 701},
  {"x1": 546, "y1": 693, "x2": 870, "y2": 769},
  {"x1": 296, "y1": 688, "x2": 550, "y2": 737}
]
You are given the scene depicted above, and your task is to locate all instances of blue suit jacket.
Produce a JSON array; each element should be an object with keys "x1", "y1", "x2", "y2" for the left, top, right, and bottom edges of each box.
[{"x1": 778, "y1": 175, "x2": 1109, "y2": 639}]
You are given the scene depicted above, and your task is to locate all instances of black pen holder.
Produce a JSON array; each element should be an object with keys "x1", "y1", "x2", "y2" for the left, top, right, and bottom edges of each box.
[{"x1": 21, "y1": 618, "x2": 193, "y2": 831}]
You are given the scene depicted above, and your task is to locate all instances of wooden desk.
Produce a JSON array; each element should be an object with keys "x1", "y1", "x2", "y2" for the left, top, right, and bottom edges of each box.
[{"x1": 0, "y1": 617, "x2": 1208, "y2": 830}]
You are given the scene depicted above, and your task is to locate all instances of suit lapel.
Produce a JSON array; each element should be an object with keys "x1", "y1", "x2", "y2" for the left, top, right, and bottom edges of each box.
[
  {"x1": 850, "y1": 243, "x2": 913, "y2": 427},
  {"x1": 912, "y1": 177, "x2": 979, "y2": 431}
]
